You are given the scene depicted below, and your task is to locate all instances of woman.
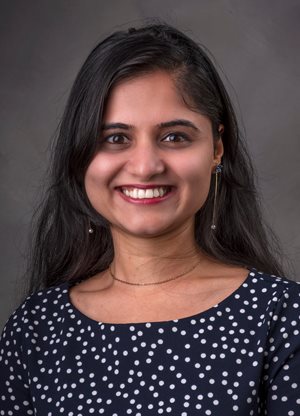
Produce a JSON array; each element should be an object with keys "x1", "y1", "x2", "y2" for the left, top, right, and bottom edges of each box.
[{"x1": 1, "y1": 23, "x2": 299, "y2": 415}]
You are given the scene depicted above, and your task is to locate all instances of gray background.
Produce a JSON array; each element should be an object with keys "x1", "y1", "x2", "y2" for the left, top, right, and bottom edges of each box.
[{"x1": 1, "y1": 0, "x2": 299, "y2": 330}]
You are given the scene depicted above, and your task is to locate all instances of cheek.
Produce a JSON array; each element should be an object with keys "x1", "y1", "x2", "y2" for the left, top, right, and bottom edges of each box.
[
  {"x1": 84, "y1": 156, "x2": 113, "y2": 204},
  {"x1": 85, "y1": 155, "x2": 115, "y2": 185},
  {"x1": 175, "y1": 152, "x2": 213, "y2": 185},
  {"x1": 175, "y1": 153, "x2": 214, "y2": 209},
  {"x1": 189, "y1": 166, "x2": 212, "y2": 200}
]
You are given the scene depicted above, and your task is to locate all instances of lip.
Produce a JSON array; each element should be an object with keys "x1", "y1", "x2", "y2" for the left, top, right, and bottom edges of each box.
[
  {"x1": 116, "y1": 185, "x2": 176, "y2": 205},
  {"x1": 116, "y1": 184, "x2": 173, "y2": 190}
]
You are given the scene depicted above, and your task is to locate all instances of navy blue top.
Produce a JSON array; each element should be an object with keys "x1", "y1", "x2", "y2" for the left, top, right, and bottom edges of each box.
[{"x1": 1, "y1": 269, "x2": 300, "y2": 415}]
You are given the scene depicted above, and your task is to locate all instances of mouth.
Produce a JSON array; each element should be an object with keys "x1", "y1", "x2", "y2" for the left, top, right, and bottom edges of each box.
[{"x1": 117, "y1": 185, "x2": 173, "y2": 200}]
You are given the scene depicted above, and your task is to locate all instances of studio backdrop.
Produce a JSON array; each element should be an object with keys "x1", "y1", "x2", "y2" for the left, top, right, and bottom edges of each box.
[{"x1": 0, "y1": 0, "x2": 299, "y2": 329}]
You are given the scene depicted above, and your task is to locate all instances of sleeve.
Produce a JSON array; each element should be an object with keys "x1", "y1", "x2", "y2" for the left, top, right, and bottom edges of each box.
[
  {"x1": 0, "y1": 307, "x2": 34, "y2": 415},
  {"x1": 264, "y1": 282, "x2": 300, "y2": 415}
]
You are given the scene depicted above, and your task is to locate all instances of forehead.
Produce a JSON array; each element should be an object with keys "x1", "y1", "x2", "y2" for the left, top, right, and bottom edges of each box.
[{"x1": 103, "y1": 71, "x2": 199, "y2": 125}]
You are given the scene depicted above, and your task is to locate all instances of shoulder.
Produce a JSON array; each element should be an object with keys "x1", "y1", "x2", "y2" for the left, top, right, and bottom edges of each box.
[
  {"x1": 248, "y1": 268, "x2": 300, "y2": 295},
  {"x1": 248, "y1": 268, "x2": 300, "y2": 293},
  {"x1": 20, "y1": 281, "x2": 70, "y2": 315},
  {"x1": 247, "y1": 268, "x2": 300, "y2": 316},
  {"x1": 249, "y1": 271, "x2": 300, "y2": 375},
  {"x1": 1, "y1": 282, "x2": 71, "y2": 339}
]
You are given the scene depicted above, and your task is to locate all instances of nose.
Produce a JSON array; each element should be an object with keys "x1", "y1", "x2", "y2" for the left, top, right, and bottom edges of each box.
[{"x1": 126, "y1": 140, "x2": 166, "y2": 180}]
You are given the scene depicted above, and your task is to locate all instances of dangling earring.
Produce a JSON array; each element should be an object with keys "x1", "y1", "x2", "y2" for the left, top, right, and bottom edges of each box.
[
  {"x1": 211, "y1": 163, "x2": 223, "y2": 230},
  {"x1": 88, "y1": 220, "x2": 94, "y2": 234}
]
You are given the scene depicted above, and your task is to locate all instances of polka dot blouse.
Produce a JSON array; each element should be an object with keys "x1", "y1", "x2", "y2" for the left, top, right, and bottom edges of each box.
[{"x1": 1, "y1": 269, "x2": 300, "y2": 415}]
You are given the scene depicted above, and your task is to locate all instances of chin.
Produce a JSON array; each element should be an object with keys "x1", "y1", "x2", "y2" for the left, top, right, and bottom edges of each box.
[
  {"x1": 117, "y1": 221, "x2": 174, "y2": 238},
  {"x1": 127, "y1": 227, "x2": 170, "y2": 238}
]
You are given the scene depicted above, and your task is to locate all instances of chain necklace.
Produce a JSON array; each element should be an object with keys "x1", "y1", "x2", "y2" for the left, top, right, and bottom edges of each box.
[{"x1": 108, "y1": 262, "x2": 199, "y2": 286}]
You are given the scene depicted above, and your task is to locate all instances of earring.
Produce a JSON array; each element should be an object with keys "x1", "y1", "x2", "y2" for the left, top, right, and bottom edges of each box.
[
  {"x1": 88, "y1": 220, "x2": 94, "y2": 234},
  {"x1": 211, "y1": 164, "x2": 223, "y2": 230}
]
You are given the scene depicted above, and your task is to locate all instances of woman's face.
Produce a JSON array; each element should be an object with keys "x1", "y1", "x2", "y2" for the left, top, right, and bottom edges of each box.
[{"x1": 85, "y1": 71, "x2": 223, "y2": 238}]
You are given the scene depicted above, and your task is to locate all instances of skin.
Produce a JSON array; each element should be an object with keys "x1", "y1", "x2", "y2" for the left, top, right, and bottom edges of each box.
[
  {"x1": 86, "y1": 72, "x2": 222, "y2": 239},
  {"x1": 69, "y1": 70, "x2": 249, "y2": 323}
]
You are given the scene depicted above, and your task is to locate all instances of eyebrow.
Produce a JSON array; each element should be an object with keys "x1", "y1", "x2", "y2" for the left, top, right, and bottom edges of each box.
[
  {"x1": 101, "y1": 122, "x2": 133, "y2": 131},
  {"x1": 101, "y1": 119, "x2": 200, "y2": 132},
  {"x1": 158, "y1": 119, "x2": 199, "y2": 131}
]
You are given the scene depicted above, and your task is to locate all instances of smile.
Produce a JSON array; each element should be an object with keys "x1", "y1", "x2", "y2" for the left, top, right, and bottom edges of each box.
[{"x1": 120, "y1": 186, "x2": 171, "y2": 199}]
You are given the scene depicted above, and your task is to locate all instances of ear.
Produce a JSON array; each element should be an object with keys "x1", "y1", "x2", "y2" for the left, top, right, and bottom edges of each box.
[{"x1": 213, "y1": 124, "x2": 224, "y2": 166}]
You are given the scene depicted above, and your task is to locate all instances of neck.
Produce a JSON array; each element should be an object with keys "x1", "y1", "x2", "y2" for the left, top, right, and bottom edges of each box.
[{"x1": 109, "y1": 223, "x2": 207, "y2": 289}]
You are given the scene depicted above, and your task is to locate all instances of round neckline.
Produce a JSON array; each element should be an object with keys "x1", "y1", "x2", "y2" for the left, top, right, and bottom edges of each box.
[{"x1": 64, "y1": 268, "x2": 256, "y2": 327}]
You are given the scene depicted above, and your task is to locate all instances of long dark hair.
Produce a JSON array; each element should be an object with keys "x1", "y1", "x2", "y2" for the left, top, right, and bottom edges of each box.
[{"x1": 25, "y1": 23, "x2": 285, "y2": 295}]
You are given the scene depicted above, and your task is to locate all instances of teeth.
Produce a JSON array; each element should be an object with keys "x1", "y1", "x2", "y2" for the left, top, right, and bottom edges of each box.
[
  {"x1": 121, "y1": 187, "x2": 169, "y2": 199},
  {"x1": 138, "y1": 189, "x2": 146, "y2": 199},
  {"x1": 145, "y1": 189, "x2": 153, "y2": 198}
]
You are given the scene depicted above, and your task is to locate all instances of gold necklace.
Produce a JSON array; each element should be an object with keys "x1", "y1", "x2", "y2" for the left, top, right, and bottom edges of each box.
[{"x1": 108, "y1": 262, "x2": 199, "y2": 286}]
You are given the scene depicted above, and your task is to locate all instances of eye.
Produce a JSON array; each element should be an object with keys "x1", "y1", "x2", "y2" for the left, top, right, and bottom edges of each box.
[
  {"x1": 103, "y1": 134, "x2": 130, "y2": 145},
  {"x1": 162, "y1": 133, "x2": 189, "y2": 143}
]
